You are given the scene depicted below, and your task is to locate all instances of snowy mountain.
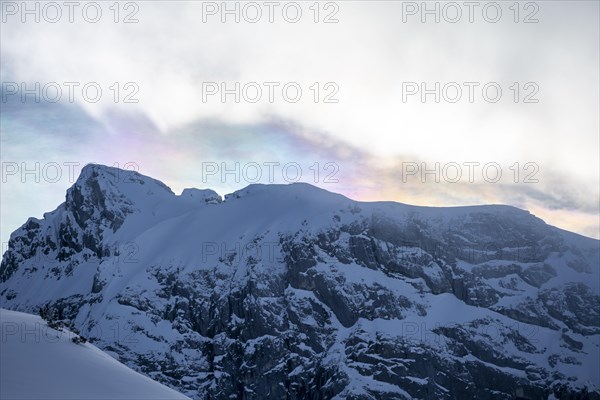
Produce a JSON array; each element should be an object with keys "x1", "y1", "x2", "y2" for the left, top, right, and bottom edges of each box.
[
  {"x1": 1, "y1": 164, "x2": 599, "y2": 399},
  {"x1": 0, "y1": 308, "x2": 189, "y2": 399}
]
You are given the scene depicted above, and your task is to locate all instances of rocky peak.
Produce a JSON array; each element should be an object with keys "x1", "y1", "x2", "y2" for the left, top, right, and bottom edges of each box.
[
  {"x1": 180, "y1": 188, "x2": 222, "y2": 204},
  {"x1": 65, "y1": 164, "x2": 174, "y2": 231}
]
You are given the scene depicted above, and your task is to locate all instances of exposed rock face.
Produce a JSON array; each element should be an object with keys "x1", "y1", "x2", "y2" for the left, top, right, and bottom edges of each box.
[{"x1": 1, "y1": 164, "x2": 599, "y2": 399}]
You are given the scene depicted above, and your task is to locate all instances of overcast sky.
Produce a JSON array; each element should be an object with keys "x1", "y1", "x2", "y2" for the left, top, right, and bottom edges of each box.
[{"x1": 1, "y1": 0, "x2": 599, "y2": 243}]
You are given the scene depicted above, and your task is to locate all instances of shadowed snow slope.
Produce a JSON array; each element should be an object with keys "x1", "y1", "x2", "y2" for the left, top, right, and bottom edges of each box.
[{"x1": 0, "y1": 308, "x2": 189, "y2": 399}]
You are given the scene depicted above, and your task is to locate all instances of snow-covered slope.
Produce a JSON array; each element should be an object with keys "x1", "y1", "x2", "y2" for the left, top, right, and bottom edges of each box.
[
  {"x1": 0, "y1": 308, "x2": 189, "y2": 399},
  {"x1": 1, "y1": 164, "x2": 599, "y2": 399}
]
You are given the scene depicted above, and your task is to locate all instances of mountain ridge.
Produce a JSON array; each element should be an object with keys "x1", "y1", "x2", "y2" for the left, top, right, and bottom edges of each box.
[{"x1": 1, "y1": 164, "x2": 598, "y2": 399}]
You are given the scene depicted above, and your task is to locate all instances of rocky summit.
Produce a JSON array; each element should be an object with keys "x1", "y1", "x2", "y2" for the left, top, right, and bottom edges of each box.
[{"x1": 1, "y1": 164, "x2": 599, "y2": 399}]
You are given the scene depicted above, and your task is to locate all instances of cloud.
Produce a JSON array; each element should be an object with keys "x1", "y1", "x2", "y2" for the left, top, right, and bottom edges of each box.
[{"x1": 1, "y1": 1, "x2": 598, "y2": 240}]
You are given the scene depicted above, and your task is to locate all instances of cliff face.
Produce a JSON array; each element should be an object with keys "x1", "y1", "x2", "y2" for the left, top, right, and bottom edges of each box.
[{"x1": 2, "y1": 164, "x2": 599, "y2": 399}]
